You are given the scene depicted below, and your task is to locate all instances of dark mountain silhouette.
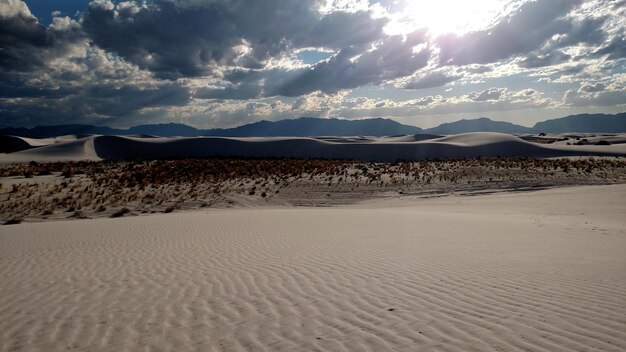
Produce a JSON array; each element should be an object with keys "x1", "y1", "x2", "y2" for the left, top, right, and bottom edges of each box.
[
  {"x1": 0, "y1": 124, "x2": 119, "y2": 138},
  {"x1": 532, "y1": 113, "x2": 626, "y2": 133},
  {"x1": 424, "y1": 118, "x2": 532, "y2": 134},
  {"x1": 1, "y1": 113, "x2": 625, "y2": 138},
  {"x1": 204, "y1": 117, "x2": 423, "y2": 136},
  {"x1": 0, "y1": 123, "x2": 204, "y2": 138},
  {"x1": 0, "y1": 117, "x2": 422, "y2": 138},
  {"x1": 126, "y1": 123, "x2": 202, "y2": 137}
]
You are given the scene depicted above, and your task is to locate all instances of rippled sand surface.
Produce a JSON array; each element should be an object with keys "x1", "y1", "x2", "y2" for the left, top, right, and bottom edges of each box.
[{"x1": 2, "y1": 185, "x2": 625, "y2": 351}]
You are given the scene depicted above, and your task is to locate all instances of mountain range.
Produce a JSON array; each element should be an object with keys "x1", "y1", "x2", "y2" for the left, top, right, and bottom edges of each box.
[{"x1": 1, "y1": 113, "x2": 625, "y2": 138}]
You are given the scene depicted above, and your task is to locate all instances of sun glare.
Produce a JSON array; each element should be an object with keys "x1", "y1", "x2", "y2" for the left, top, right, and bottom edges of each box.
[{"x1": 397, "y1": 0, "x2": 508, "y2": 36}]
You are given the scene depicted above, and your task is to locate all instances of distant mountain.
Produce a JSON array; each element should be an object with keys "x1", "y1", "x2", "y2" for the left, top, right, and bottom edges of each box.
[
  {"x1": 424, "y1": 118, "x2": 532, "y2": 134},
  {"x1": 0, "y1": 123, "x2": 205, "y2": 138},
  {"x1": 127, "y1": 123, "x2": 202, "y2": 137},
  {"x1": 204, "y1": 117, "x2": 423, "y2": 136},
  {"x1": 532, "y1": 113, "x2": 626, "y2": 133},
  {"x1": 0, "y1": 117, "x2": 422, "y2": 138},
  {"x1": 0, "y1": 124, "x2": 120, "y2": 138},
  {"x1": 1, "y1": 113, "x2": 625, "y2": 138}
]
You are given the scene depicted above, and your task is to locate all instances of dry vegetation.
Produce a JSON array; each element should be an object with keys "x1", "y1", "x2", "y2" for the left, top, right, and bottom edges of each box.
[{"x1": 2, "y1": 157, "x2": 626, "y2": 223}]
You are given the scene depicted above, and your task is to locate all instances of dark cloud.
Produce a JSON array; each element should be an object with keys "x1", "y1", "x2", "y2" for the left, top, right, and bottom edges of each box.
[
  {"x1": 195, "y1": 84, "x2": 262, "y2": 100},
  {"x1": 195, "y1": 30, "x2": 429, "y2": 98},
  {"x1": 403, "y1": 71, "x2": 461, "y2": 90},
  {"x1": 438, "y1": 0, "x2": 583, "y2": 65},
  {"x1": 84, "y1": 83, "x2": 191, "y2": 116},
  {"x1": 81, "y1": 0, "x2": 387, "y2": 79},
  {"x1": 270, "y1": 31, "x2": 430, "y2": 96},
  {"x1": 593, "y1": 35, "x2": 626, "y2": 60},
  {"x1": 519, "y1": 16, "x2": 607, "y2": 68},
  {"x1": 519, "y1": 50, "x2": 571, "y2": 68},
  {"x1": 0, "y1": 0, "x2": 84, "y2": 72},
  {"x1": 1, "y1": 0, "x2": 624, "y2": 128},
  {"x1": 0, "y1": 72, "x2": 78, "y2": 98},
  {"x1": 0, "y1": 81, "x2": 191, "y2": 127}
]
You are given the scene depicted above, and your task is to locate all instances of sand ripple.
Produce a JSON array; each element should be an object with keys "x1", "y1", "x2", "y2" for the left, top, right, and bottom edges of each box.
[{"x1": 1, "y1": 185, "x2": 626, "y2": 351}]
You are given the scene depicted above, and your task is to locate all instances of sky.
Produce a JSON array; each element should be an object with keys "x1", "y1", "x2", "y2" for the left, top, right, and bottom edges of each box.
[{"x1": 0, "y1": 0, "x2": 624, "y2": 129}]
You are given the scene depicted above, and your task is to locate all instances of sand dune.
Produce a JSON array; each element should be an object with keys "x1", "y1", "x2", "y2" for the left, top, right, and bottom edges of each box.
[
  {"x1": 2, "y1": 132, "x2": 626, "y2": 163},
  {"x1": 0, "y1": 135, "x2": 63, "y2": 153},
  {"x1": 0, "y1": 136, "x2": 99, "y2": 162},
  {"x1": 1, "y1": 184, "x2": 625, "y2": 351}
]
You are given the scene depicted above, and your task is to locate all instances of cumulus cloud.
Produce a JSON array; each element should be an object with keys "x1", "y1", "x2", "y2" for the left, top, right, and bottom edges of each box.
[
  {"x1": 0, "y1": 0, "x2": 624, "y2": 128},
  {"x1": 564, "y1": 78, "x2": 626, "y2": 107},
  {"x1": 270, "y1": 32, "x2": 430, "y2": 96},
  {"x1": 0, "y1": 0, "x2": 85, "y2": 72},
  {"x1": 468, "y1": 88, "x2": 506, "y2": 102},
  {"x1": 593, "y1": 36, "x2": 626, "y2": 60},
  {"x1": 195, "y1": 30, "x2": 430, "y2": 98},
  {"x1": 403, "y1": 70, "x2": 462, "y2": 90},
  {"x1": 438, "y1": 0, "x2": 585, "y2": 66},
  {"x1": 0, "y1": 44, "x2": 191, "y2": 126},
  {"x1": 81, "y1": 0, "x2": 387, "y2": 79},
  {"x1": 518, "y1": 51, "x2": 572, "y2": 68}
]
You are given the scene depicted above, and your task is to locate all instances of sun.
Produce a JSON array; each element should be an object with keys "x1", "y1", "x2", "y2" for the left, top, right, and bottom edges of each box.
[{"x1": 396, "y1": 0, "x2": 508, "y2": 36}]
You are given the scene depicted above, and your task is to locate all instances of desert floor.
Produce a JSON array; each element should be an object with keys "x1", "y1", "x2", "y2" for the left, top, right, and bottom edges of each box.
[{"x1": 1, "y1": 184, "x2": 625, "y2": 351}]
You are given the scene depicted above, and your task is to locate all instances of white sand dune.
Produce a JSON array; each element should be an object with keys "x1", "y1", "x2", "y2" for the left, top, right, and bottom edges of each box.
[
  {"x1": 0, "y1": 135, "x2": 60, "y2": 153},
  {"x1": 0, "y1": 136, "x2": 100, "y2": 162},
  {"x1": 2, "y1": 132, "x2": 626, "y2": 163},
  {"x1": 1, "y1": 184, "x2": 625, "y2": 351},
  {"x1": 575, "y1": 134, "x2": 626, "y2": 145}
]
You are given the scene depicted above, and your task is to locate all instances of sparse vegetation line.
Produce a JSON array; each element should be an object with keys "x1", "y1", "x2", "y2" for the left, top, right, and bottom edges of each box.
[{"x1": 2, "y1": 157, "x2": 626, "y2": 223}]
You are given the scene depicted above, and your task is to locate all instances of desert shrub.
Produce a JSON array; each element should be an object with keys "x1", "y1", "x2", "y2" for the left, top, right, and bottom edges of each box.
[
  {"x1": 71, "y1": 210, "x2": 87, "y2": 219},
  {"x1": 4, "y1": 219, "x2": 22, "y2": 225},
  {"x1": 111, "y1": 208, "x2": 131, "y2": 218}
]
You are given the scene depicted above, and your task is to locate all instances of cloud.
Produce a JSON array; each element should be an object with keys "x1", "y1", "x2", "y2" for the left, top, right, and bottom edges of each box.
[
  {"x1": 81, "y1": 0, "x2": 387, "y2": 79},
  {"x1": 403, "y1": 70, "x2": 462, "y2": 90},
  {"x1": 195, "y1": 30, "x2": 429, "y2": 98},
  {"x1": 468, "y1": 88, "x2": 505, "y2": 102},
  {"x1": 518, "y1": 51, "x2": 571, "y2": 68},
  {"x1": 564, "y1": 79, "x2": 626, "y2": 107},
  {"x1": 1, "y1": 0, "x2": 624, "y2": 128},
  {"x1": 270, "y1": 31, "x2": 430, "y2": 96},
  {"x1": 0, "y1": 43, "x2": 191, "y2": 127},
  {"x1": 593, "y1": 35, "x2": 626, "y2": 60},
  {"x1": 0, "y1": 0, "x2": 84, "y2": 72},
  {"x1": 580, "y1": 82, "x2": 607, "y2": 93},
  {"x1": 437, "y1": 0, "x2": 584, "y2": 66}
]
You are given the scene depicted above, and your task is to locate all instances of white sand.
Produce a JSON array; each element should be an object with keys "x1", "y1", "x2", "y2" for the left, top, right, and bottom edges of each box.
[
  {"x1": 3, "y1": 132, "x2": 626, "y2": 163},
  {"x1": 1, "y1": 185, "x2": 625, "y2": 351}
]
